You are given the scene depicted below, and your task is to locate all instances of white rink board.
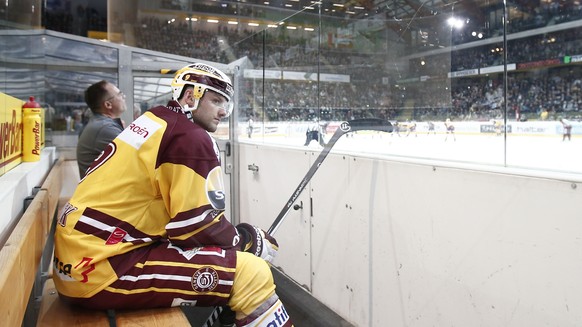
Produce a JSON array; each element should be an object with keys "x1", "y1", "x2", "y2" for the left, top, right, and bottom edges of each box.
[{"x1": 237, "y1": 134, "x2": 582, "y2": 327}]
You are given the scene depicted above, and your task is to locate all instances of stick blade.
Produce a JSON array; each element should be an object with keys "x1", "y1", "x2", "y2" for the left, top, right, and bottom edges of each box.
[{"x1": 343, "y1": 118, "x2": 393, "y2": 133}]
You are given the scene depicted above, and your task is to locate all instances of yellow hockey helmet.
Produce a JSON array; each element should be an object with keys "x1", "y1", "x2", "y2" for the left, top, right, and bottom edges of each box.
[{"x1": 171, "y1": 63, "x2": 234, "y2": 116}]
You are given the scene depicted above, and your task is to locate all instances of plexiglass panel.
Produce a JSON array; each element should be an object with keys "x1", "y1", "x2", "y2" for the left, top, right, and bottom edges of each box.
[
  {"x1": 1, "y1": 0, "x2": 581, "y2": 174},
  {"x1": 213, "y1": 1, "x2": 582, "y2": 174}
]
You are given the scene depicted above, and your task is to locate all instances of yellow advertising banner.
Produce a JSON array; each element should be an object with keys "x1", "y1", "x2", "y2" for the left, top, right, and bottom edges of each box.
[{"x1": 0, "y1": 92, "x2": 24, "y2": 177}]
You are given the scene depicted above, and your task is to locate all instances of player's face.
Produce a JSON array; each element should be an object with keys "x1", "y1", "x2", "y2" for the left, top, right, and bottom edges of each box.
[{"x1": 192, "y1": 90, "x2": 229, "y2": 132}]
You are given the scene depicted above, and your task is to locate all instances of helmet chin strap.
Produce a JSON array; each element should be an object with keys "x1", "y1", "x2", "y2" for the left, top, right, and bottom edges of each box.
[
  {"x1": 184, "y1": 109, "x2": 194, "y2": 123},
  {"x1": 181, "y1": 98, "x2": 200, "y2": 123}
]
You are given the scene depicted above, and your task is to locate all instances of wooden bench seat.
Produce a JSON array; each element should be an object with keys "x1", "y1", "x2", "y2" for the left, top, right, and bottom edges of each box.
[
  {"x1": 115, "y1": 307, "x2": 191, "y2": 326},
  {"x1": 36, "y1": 279, "x2": 111, "y2": 326},
  {"x1": 0, "y1": 155, "x2": 201, "y2": 327},
  {"x1": 37, "y1": 279, "x2": 192, "y2": 327}
]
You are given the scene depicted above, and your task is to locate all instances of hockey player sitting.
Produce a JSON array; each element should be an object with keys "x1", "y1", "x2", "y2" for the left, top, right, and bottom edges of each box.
[{"x1": 53, "y1": 63, "x2": 294, "y2": 327}]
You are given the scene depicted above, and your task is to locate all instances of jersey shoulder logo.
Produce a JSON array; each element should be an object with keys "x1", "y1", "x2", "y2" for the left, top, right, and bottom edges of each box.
[{"x1": 117, "y1": 114, "x2": 162, "y2": 150}]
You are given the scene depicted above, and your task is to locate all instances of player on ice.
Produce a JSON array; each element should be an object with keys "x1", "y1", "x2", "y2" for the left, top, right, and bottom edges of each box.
[
  {"x1": 304, "y1": 119, "x2": 327, "y2": 146},
  {"x1": 444, "y1": 118, "x2": 456, "y2": 141},
  {"x1": 405, "y1": 121, "x2": 417, "y2": 137},
  {"x1": 427, "y1": 121, "x2": 436, "y2": 135},
  {"x1": 560, "y1": 117, "x2": 572, "y2": 141}
]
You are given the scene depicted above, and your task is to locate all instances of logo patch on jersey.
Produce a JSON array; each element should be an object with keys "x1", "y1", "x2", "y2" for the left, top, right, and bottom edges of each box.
[
  {"x1": 58, "y1": 202, "x2": 77, "y2": 227},
  {"x1": 249, "y1": 300, "x2": 291, "y2": 327},
  {"x1": 105, "y1": 227, "x2": 127, "y2": 245},
  {"x1": 167, "y1": 243, "x2": 201, "y2": 260},
  {"x1": 265, "y1": 301, "x2": 291, "y2": 327},
  {"x1": 117, "y1": 115, "x2": 162, "y2": 150},
  {"x1": 74, "y1": 257, "x2": 96, "y2": 283},
  {"x1": 206, "y1": 166, "x2": 226, "y2": 210},
  {"x1": 83, "y1": 142, "x2": 116, "y2": 180},
  {"x1": 191, "y1": 266, "x2": 219, "y2": 293},
  {"x1": 53, "y1": 255, "x2": 74, "y2": 281}
]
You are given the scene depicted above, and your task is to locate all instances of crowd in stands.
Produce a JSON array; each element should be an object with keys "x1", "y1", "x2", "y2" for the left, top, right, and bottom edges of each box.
[
  {"x1": 135, "y1": 17, "x2": 227, "y2": 62},
  {"x1": 42, "y1": 0, "x2": 582, "y2": 124},
  {"x1": 161, "y1": 0, "x2": 258, "y2": 18},
  {"x1": 509, "y1": 1, "x2": 582, "y2": 34},
  {"x1": 159, "y1": 0, "x2": 582, "y2": 43},
  {"x1": 409, "y1": 66, "x2": 582, "y2": 122},
  {"x1": 446, "y1": 27, "x2": 582, "y2": 73},
  {"x1": 135, "y1": 15, "x2": 579, "y2": 75},
  {"x1": 134, "y1": 18, "x2": 360, "y2": 69},
  {"x1": 440, "y1": 1, "x2": 582, "y2": 46},
  {"x1": 4, "y1": 0, "x2": 571, "y2": 137},
  {"x1": 239, "y1": 79, "x2": 395, "y2": 122},
  {"x1": 236, "y1": 63, "x2": 582, "y2": 124}
]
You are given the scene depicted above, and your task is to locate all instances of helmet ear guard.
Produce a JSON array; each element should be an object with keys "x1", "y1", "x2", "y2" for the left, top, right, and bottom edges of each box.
[
  {"x1": 171, "y1": 63, "x2": 234, "y2": 116},
  {"x1": 189, "y1": 84, "x2": 206, "y2": 111}
]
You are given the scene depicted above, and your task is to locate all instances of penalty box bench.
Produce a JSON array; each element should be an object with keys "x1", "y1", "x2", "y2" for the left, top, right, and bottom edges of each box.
[{"x1": 0, "y1": 156, "x2": 204, "y2": 327}]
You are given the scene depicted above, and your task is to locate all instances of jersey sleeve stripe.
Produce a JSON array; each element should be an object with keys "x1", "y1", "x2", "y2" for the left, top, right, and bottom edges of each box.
[
  {"x1": 77, "y1": 214, "x2": 155, "y2": 244},
  {"x1": 166, "y1": 208, "x2": 214, "y2": 229}
]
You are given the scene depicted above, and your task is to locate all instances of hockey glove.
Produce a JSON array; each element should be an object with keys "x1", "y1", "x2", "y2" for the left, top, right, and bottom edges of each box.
[{"x1": 236, "y1": 223, "x2": 279, "y2": 263}]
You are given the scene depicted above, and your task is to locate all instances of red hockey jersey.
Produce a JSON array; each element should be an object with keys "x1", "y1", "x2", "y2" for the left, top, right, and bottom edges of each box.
[{"x1": 54, "y1": 102, "x2": 239, "y2": 297}]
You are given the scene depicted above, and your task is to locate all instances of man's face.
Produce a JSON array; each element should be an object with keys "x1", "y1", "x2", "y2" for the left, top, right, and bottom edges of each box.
[
  {"x1": 191, "y1": 90, "x2": 229, "y2": 132},
  {"x1": 103, "y1": 83, "x2": 127, "y2": 118}
]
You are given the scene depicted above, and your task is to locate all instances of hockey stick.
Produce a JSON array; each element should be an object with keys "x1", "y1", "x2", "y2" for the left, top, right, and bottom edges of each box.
[
  {"x1": 268, "y1": 118, "x2": 392, "y2": 234},
  {"x1": 202, "y1": 118, "x2": 392, "y2": 327}
]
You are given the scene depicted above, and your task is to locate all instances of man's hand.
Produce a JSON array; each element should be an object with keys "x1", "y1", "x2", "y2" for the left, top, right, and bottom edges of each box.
[{"x1": 236, "y1": 223, "x2": 279, "y2": 263}]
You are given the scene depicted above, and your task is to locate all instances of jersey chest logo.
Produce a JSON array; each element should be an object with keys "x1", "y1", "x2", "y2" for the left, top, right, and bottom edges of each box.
[{"x1": 191, "y1": 266, "x2": 219, "y2": 293}]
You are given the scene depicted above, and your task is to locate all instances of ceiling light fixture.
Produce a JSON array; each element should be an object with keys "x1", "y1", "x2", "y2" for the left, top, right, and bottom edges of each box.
[{"x1": 447, "y1": 17, "x2": 464, "y2": 29}]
